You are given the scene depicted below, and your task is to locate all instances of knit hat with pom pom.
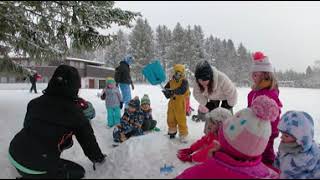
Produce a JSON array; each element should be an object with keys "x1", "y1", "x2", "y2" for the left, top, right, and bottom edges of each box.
[
  {"x1": 251, "y1": 51, "x2": 273, "y2": 73},
  {"x1": 218, "y1": 95, "x2": 280, "y2": 159}
]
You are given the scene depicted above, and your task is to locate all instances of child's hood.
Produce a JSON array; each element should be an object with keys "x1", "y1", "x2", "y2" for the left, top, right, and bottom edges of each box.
[{"x1": 278, "y1": 111, "x2": 315, "y2": 152}]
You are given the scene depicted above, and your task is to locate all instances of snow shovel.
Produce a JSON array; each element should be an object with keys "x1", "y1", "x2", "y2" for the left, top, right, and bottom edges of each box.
[{"x1": 142, "y1": 59, "x2": 167, "y2": 89}]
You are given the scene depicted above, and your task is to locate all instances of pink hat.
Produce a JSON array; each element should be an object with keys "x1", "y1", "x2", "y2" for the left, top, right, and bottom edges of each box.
[
  {"x1": 219, "y1": 95, "x2": 279, "y2": 158},
  {"x1": 251, "y1": 51, "x2": 273, "y2": 73}
]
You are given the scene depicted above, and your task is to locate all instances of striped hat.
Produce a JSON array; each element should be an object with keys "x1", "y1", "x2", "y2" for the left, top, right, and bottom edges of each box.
[{"x1": 251, "y1": 51, "x2": 273, "y2": 73}]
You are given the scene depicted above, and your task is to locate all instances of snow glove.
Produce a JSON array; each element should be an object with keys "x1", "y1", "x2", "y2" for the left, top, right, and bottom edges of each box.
[
  {"x1": 83, "y1": 101, "x2": 95, "y2": 120},
  {"x1": 162, "y1": 89, "x2": 174, "y2": 99},
  {"x1": 120, "y1": 101, "x2": 124, "y2": 109},
  {"x1": 198, "y1": 105, "x2": 209, "y2": 113},
  {"x1": 177, "y1": 148, "x2": 193, "y2": 162},
  {"x1": 76, "y1": 98, "x2": 95, "y2": 120}
]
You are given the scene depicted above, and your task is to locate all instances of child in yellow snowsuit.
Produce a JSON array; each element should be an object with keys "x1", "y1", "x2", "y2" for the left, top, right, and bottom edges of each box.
[{"x1": 162, "y1": 64, "x2": 190, "y2": 143}]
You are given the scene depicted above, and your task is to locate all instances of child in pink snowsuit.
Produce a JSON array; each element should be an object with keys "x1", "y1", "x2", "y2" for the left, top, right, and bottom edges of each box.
[
  {"x1": 176, "y1": 96, "x2": 280, "y2": 179},
  {"x1": 247, "y1": 51, "x2": 282, "y2": 167},
  {"x1": 177, "y1": 107, "x2": 232, "y2": 163}
]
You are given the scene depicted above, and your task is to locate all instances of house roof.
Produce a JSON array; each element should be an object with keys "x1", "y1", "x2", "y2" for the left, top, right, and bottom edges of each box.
[
  {"x1": 66, "y1": 57, "x2": 105, "y2": 66},
  {"x1": 86, "y1": 65, "x2": 115, "y2": 71}
]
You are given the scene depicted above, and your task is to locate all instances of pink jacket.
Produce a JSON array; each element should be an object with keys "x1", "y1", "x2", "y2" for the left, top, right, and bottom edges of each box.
[
  {"x1": 176, "y1": 151, "x2": 279, "y2": 179},
  {"x1": 190, "y1": 133, "x2": 217, "y2": 163},
  {"x1": 247, "y1": 88, "x2": 282, "y2": 165}
]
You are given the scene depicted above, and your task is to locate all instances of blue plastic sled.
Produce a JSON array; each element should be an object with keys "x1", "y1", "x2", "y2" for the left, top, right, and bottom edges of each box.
[{"x1": 142, "y1": 60, "x2": 166, "y2": 86}]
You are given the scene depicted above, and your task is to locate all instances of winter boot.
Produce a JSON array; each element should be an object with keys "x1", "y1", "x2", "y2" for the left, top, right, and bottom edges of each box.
[
  {"x1": 168, "y1": 132, "x2": 177, "y2": 139},
  {"x1": 152, "y1": 127, "x2": 160, "y2": 132},
  {"x1": 179, "y1": 135, "x2": 188, "y2": 143}
]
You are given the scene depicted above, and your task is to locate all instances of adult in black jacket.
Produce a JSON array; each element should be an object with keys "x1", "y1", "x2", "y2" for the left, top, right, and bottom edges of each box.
[
  {"x1": 28, "y1": 71, "x2": 38, "y2": 94},
  {"x1": 114, "y1": 55, "x2": 134, "y2": 110},
  {"x1": 9, "y1": 65, "x2": 106, "y2": 179}
]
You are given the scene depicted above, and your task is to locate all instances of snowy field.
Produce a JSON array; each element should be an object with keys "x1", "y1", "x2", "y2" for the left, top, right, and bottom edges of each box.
[{"x1": 1, "y1": 83, "x2": 320, "y2": 179}]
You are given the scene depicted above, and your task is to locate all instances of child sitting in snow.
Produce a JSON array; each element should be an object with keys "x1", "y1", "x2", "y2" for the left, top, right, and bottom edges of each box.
[
  {"x1": 177, "y1": 107, "x2": 232, "y2": 163},
  {"x1": 274, "y1": 111, "x2": 320, "y2": 179},
  {"x1": 113, "y1": 96, "x2": 144, "y2": 143},
  {"x1": 140, "y1": 94, "x2": 160, "y2": 132}
]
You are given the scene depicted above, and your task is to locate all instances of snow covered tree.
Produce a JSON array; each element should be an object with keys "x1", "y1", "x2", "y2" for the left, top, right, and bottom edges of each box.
[
  {"x1": 235, "y1": 43, "x2": 252, "y2": 85},
  {"x1": 0, "y1": 1, "x2": 139, "y2": 73},
  {"x1": 306, "y1": 66, "x2": 313, "y2": 78},
  {"x1": 103, "y1": 30, "x2": 129, "y2": 68},
  {"x1": 214, "y1": 39, "x2": 228, "y2": 73},
  {"x1": 128, "y1": 18, "x2": 155, "y2": 82},
  {"x1": 183, "y1": 25, "x2": 197, "y2": 71},
  {"x1": 192, "y1": 25, "x2": 205, "y2": 68},
  {"x1": 204, "y1": 35, "x2": 220, "y2": 67},
  {"x1": 167, "y1": 23, "x2": 186, "y2": 67},
  {"x1": 155, "y1": 25, "x2": 171, "y2": 71},
  {"x1": 223, "y1": 39, "x2": 237, "y2": 81}
]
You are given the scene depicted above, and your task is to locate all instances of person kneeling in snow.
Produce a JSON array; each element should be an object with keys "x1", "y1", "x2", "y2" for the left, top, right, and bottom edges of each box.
[
  {"x1": 176, "y1": 95, "x2": 280, "y2": 179},
  {"x1": 177, "y1": 107, "x2": 232, "y2": 163},
  {"x1": 140, "y1": 94, "x2": 160, "y2": 132},
  {"x1": 274, "y1": 111, "x2": 320, "y2": 179},
  {"x1": 113, "y1": 97, "x2": 144, "y2": 143},
  {"x1": 8, "y1": 65, "x2": 106, "y2": 179}
]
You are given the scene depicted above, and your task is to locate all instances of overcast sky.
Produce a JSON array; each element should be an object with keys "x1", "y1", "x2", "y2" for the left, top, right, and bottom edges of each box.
[{"x1": 109, "y1": 1, "x2": 320, "y2": 72}]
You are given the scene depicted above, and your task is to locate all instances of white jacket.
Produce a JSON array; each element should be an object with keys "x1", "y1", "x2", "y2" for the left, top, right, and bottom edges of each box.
[{"x1": 193, "y1": 67, "x2": 238, "y2": 107}]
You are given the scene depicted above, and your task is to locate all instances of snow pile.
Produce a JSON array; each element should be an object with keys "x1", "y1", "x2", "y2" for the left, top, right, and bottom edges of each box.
[{"x1": 84, "y1": 133, "x2": 193, "y2": 179}]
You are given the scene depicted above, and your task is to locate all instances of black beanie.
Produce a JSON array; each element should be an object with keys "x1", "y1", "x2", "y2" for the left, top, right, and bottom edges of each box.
[
  {"x1": 128, "y1": 98, "x2": 140, "y2": 110},
  {"x1": 43, "y1": 65, "x2": 81, "y2": 99},
  {"x1": 195, "y1": 60, "x2": 213, "y2": 80}
]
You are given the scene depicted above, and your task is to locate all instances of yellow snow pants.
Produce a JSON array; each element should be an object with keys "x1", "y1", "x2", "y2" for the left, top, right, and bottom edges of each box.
[{"x1": 167, "y1": 79, "x2": 189, "y2": 137}]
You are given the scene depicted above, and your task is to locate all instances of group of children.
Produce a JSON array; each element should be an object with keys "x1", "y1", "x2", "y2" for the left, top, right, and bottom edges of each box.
[
  {"x1": 99, "y1": 51, "x2": 320, "y2": 178},
  {"x1": 100, "y1": 77, "x2": 159, "y2": 144},
  {"x1": 176, "y1": 51, "x2": 320, "y2": 179},
  {"x1": 101, "y1": 63, "x2": 191, "y2": 144}
]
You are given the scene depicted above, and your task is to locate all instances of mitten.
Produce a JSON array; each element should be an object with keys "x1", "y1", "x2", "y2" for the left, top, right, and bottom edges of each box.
[
  {"x1": 83, "y1": 101, "x2": 96, "y2": 120},
  {"x1": 178, "y1": 148, "x2": 193, "y2": 155},
  {"x1": 120, "y1": 102, "x2": 123, "y2": 109},
  {"x1": 77, "y1": 98, "x2": 89, "y2": 109},
  {"x1": 198, "y1": 105, "x2": 209, "y2": 113},
  {"x1": 162, "y1": 89, "x2": 173, "y2": 99},
  {"x1": 177, "y1": 152, "x2": 192, "y2": 162}
]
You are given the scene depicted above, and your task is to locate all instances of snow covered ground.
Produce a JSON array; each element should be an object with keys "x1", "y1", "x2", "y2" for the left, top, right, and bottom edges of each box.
[{"x1": 1, "y1": 83, "x2": 320, "y2": 178}]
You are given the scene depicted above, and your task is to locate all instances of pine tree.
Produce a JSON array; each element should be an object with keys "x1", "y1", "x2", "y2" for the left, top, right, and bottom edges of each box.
[
  {"x1": 0, "y1": 1, "x2": 139, "y2": 73},
  {"x1": 236, "y1": 43, "x2": 252, "y2": 85},
  {"x1": 306, "y1": 66, "x2": 313, "y2": 78},
  {"x1": 183, "y1": 25, "x2": 197, "y2": 71},
  {"x1": 155, "y1": 25, "x2": 171, "y2": 71},
  {"x1": 167, "y1": 23, "x2": 186, "y2": 67},
  {"x1": 129, "y1": 18, "x2": 155, "y2": 82},
  {"x1": 103, "y1": 30, "x2": 129, "y2": 68},
  {"x1": 192, "y1": 25, "x2": 205, "y2": 69}
]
